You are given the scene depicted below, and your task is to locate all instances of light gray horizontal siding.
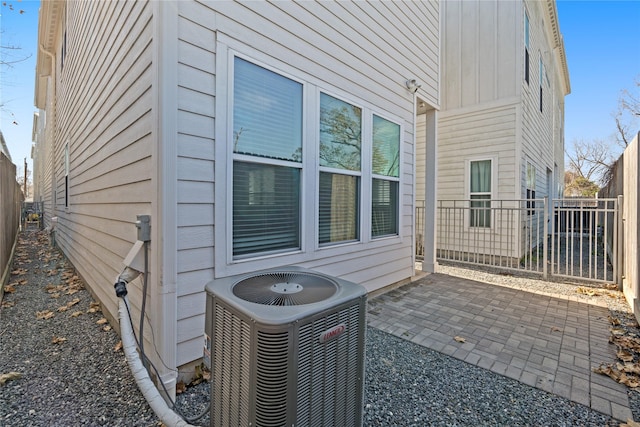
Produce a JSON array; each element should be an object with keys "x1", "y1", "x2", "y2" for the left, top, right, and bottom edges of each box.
[
  {"x1": 175, "y1": 0, "x2": 440, "y2": 364},
  {"x1": 51, "y1": 1, "x2": 153, "y2": 326}
]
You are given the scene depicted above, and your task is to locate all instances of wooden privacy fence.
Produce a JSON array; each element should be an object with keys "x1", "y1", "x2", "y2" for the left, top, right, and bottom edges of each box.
[
  {"x1": 1, "y1": 153, "x2": 24, "y2": 292},
  {"x1": 416, "y1": 197, "x2": 620, "y2": 284}
]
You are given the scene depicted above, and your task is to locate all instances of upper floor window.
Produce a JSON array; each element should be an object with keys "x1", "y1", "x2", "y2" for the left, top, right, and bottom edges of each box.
[
  {"x1": 524, "y1": 11, "x2": 530, "y2": 84},
  {"x1": 470, "y1": 159, "x2": 491, "y2": 228},
  {"x1": 539, "y1": 57, "x2": 544, "y2": 112},
  {"x1": 64, "y1": 142, "x2": 70, "y2": 208}
]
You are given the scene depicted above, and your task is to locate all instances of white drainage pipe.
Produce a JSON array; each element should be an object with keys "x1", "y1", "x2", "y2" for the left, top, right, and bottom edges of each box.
[{"x1": 118, "y1": 295, "x2": 195, "y2": 427}]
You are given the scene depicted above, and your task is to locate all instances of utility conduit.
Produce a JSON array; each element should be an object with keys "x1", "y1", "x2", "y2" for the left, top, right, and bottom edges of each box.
[{"x1": 118, "y1": 295, "x2": 195, "y2": 427}]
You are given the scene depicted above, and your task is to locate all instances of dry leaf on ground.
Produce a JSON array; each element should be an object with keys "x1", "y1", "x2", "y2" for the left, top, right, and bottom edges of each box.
[
  {"x1": 66, "y1": 298, "x2": 80, "y2": 308},
  {"x1": 454, "y1": 336, "x2": 466, "y2": 343},
  {"x1": 551, "y1": 326, "x2": 562, "y2": 332},
  {"x1": 70, "y1": 311, "x2": 83, "y2": 318},
  {"x1": 617, "y1": 348, "x2": 635, "y2": 363},
  {"x1": 96, "y1": 318, "x2": 108, "y2": 325},
  {"x1": 176, "y1": 381, "x2": 186, "y2": 394},
  {"x1": 87, "y1": 301, "x2": 101, "y2": 313},
  {"x1": 609, "y1": 316, "x2": 622, "y2": 326},
  {"x1": 103, "y1": 325, "x2": 112, "y2": 332},
  {"x1": 51, "y1": 336, "x2": 67, "y2": 344},
  {"x1": 0, "y1": 372, "x2": 22, "y2": 386},
  {"x1": 36, "y1": 310, "x2": 54, "y2": 320},
  {"x1": 576, "y1": 287, "x2": 601, "y2": 297},
  {"x1": 114, "y1": 341, "x2": 123, "y2": 352},
  {"x1": 4, "y1": 285, "x2": 16, "y2": 294},
  {"x1": 1, "y1": 301, "x2": 15, "y2": 308}
]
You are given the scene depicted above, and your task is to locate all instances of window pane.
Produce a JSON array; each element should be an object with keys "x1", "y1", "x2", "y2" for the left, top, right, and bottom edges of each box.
[
  {"x1": 233, "y1": 161, "x2": 300, "y2": 257},
  {"x1": 470, "y1": 160, "x2": 491, "y2": 193},
  {"x1": 233, "y1": 57, "x2": 303, "y2": 162},
  {"x1": 372, "y1": 115, "x2": 400, "y2": 177},
  {"x1": 319, "y1": 93, "x2": 361, "y2": 170},
  {"x1": 319, "y1": 172, "x2": 359, "y2": 245},
  {"x1": 527, "y1": 163, "x2": 536, "y2": 190},
  {"x1": 372, "y1": 178, "x2": 398, "y2": 237},
  {"x1": 470, "y1": 195, "x2": 491, "y2": 227}
]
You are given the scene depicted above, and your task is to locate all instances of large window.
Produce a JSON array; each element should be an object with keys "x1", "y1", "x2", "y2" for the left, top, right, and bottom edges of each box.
[
  {"x1": 232, "y1": 57, "x2": 303, "y2": 257},
  {"x1": 226, "y1": 54, "x2": 402, "y2": 263},
  {"x1": 470, "y1": 159, "x2": 491, "y2": 227},
  {"x1": 318, "y1": 93, "x2": 361, "y2": 245}
]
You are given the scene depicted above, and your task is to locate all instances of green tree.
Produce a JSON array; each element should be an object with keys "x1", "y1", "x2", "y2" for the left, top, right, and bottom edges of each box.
[{"x1": 564, "y1": 171, "x2": 599, "y2": 197}]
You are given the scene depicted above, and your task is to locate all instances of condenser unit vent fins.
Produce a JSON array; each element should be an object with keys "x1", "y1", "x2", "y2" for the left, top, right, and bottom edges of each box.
[{"x1": 232, "y1": 271, "x2": 338, "y2": 305}]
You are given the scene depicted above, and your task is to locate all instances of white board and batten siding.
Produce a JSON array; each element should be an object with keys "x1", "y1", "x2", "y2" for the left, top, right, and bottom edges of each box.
[{"x1": 175, "y1": 1, "x2": 440, "y2": 365}]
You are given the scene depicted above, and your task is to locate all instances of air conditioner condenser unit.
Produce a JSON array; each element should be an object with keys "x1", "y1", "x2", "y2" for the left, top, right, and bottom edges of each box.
[{"x1": 204, "y1": 266, "x2": 367, "y2": 427}]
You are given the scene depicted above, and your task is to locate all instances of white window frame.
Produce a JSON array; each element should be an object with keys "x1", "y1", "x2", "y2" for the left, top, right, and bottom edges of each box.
[
  {"x1": 526, "y1": 161, "x2": 536, "y2": 215},
  {"x1": 465, "y1": 156, "x2": 496, "y2": 229},
  {"x1": 214, "y1": 41, "x2": 403, "y2": 277}
]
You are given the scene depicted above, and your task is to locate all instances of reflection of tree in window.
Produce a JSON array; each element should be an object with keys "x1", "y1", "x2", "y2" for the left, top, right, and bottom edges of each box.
[
  {"x1": 319, "y1": 93, "x2": 361, "y2": 171},
  {"x1": 372, "y1": 115, "x2": 400, "y2": 178},
  {"x1": 318, "y1": 93, "x2": 361, "y2": 245},
  {"x1": 372, "y1": 115, "x2": 400, "y2": 237},
  {"x1": 233, "y1": 57, "x2": 302, "y2": 162}
]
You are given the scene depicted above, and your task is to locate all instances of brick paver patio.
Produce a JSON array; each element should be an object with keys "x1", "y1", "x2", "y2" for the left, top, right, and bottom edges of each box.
[{"x1": 367, "y1": 273, "x2": 632, "y2": 421}]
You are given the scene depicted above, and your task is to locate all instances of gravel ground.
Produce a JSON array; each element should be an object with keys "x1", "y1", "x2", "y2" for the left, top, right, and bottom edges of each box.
[{"x1": 1, "y1": 230, "x2": 636, "y2": 426}]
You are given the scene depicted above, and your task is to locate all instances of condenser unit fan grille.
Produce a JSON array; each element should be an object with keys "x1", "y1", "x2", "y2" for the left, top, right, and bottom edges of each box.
[{"x1": 232, "y1": 272, "x2": 338, "y2": 306}]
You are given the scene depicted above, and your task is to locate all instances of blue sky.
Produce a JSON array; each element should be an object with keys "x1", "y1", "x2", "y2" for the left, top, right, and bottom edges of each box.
[
  {"x1": 1, "y1": 0, "x2": 39, "y2": 177},
  {"x1": 557, "y1": 0, "x2": 640, "y2": 158},
  {"x1": 1, "y1": 0, "x2": 639, "y2": 180}
]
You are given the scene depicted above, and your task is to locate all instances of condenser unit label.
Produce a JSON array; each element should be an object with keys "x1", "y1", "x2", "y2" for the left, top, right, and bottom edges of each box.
[{"x1": 319, "y1": 323, "x2": 346, "y2": 344}]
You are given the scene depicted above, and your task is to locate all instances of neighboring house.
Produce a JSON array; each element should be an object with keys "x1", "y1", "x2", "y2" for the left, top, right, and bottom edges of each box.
[
  {"x1": 33, "y1": 1, "x2": 440, "y2": 397},
  {"x1": 416, "y1": 0, "x2": 570, "y2": 260}
]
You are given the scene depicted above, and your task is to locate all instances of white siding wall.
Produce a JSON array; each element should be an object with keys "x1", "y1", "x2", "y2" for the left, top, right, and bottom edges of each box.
[
  {"x1": 47, "y1": 0, "x2": 154, "y2": 331},
  {"x1": 39, "y1": 0, "x2": 440, "y2": 369},
  {"x1": 520, "y1": 0, "x2": 568, "y2": 202},
  {"x1": 174, "y1": 0, "x2": 440, "y2": 364},
  {"x1": 520, "y1": 0, "x2": 555, "y2": 201},
  {"x1": 436, "y1": 0, "x2": 567, "y2": 260},
  {"x1": 441, "y1": 0, "x2": 519, "y2": 111},
  {"x1": 438, "y1": 103, "x2": 518, "y2": 201},
  {"x1": 175, "y1": 1, "x2": 217, "y2": 366}
]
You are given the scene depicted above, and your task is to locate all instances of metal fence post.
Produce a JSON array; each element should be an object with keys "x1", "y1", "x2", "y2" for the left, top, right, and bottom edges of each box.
[{"x1": 617, "y1": 195, "x2": 624, "y2": 288}]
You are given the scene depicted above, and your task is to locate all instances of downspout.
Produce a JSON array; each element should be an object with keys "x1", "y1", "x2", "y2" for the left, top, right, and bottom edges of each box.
[
  {"x1": 38, "y1": 43, "x2": 56, "y2": 223},
  {"x1": 151, "y1": 0, "x2": 179, "y2": 402}
]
